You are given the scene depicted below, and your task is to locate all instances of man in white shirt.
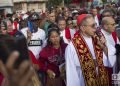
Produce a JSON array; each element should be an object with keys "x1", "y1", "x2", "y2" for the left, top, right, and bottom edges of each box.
[
  {"x1": 91, "y1": 8, "x2": 100, "y2": 27},
  {"x1": 21, "y1": 13, "x2": 46, "y2": 59},
  {"x1": 65, "y1": 14, "x2": 109, "y2": 86},
  {"x1": 101, "y1": 17, "x2": 120, "y2": 73},
  {"x1": 57, "y1": 17, "x2": 70, "y2": 44}
]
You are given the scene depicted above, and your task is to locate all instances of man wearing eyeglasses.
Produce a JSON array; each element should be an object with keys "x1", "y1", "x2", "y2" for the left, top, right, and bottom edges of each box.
[
  {"x1": 65, "y1": 14, "x2": 109, "y2": 86},
  {"x1": 101, "y1": 17, "x2": 120, "y2": 85},
  {"x1": 101, "y1": 17, "x2": 119, "y2": 67}
]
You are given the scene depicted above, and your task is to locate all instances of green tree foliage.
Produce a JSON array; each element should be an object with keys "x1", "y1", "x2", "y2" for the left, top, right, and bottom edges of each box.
[
  {"x1": 48, "y1": 0, "x2": 63, "y2": 6},
  {"x1": 64, "y1": 0, "x2": 72, "y2": 3}
]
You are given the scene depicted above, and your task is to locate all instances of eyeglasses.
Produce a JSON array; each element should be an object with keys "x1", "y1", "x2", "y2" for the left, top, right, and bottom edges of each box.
[
  {"x1": 84, "y1": 23, "x2": 97, "y2": 28},
  {"x1": 107, "y1": 23, "x2": 116, "y2": 26}
]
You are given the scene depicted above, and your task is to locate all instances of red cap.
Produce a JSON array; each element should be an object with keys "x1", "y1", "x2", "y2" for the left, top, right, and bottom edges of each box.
[{"x1": 77, "y1": 14, "x2": 87, "y2": 26}]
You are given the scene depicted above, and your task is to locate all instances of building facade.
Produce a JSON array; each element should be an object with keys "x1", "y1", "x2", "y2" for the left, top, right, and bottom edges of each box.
[
  {"x1": 0, "y1": 0, "x2": 13, "y2": 14},
  {"x1": 13, "y1": 0, "x2": 47, "y2": 13}
]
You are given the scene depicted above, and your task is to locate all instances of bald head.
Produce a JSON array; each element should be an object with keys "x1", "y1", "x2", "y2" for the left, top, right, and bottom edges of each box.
[
  {"x1": 101, "y1": 17, "x2": 115, "y2": 25},
  {"x1": 101, "y1": 17, "x2": 116, "y2": 33}
]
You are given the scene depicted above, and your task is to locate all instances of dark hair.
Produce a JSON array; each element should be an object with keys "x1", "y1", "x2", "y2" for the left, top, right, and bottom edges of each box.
[
  {"x1": 19, "y1": 20, "x2": 28, "y2": 30},
  {"x1": 48, "y1": 23, "x2": 59, "y2": 31},
  {"x1": 0, "y1": 34, "x2": 16, "y2": 63},
  {"x1": 56, "y1": 16, "x2": 65, "y2": 24},
  {"x1": 0, "y1": 20, "x2": 7, "y2": 30},
  {"x1": 102, "y1": 9, "x2": 114, "y2": 17},
  {"x1": 66, "y1": 17, "x2": 73, "y2": 22},
  {"x1": 47, "y1": 7, "x2": 55, "y2": 14},
  {"x1": 47, "y1": 28, "x2": 61, "y2": 46},
  {"x1": 0, "y1": 34, "x2": 29, "y2": 68}
]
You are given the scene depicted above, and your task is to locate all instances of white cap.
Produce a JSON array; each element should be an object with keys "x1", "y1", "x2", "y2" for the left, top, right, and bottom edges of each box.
[{"x1": 72, "y1": 10, "x2": 78, "y2": 14}]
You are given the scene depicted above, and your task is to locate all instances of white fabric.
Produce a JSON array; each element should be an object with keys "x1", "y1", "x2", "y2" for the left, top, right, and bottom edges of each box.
[
  {"x1": 13, "y1": 23, "x2": 19, "y2": 30},
  {"x1": 94, "y1": 15, "x2": 99, "y2": 27},
  {"x1": 70, "y1": 29, "x2": 76, "y2": 38},
  {"x1": 60, "y1": 30, "x2": 69, "y2": 44},
  {"x1": 22, "y1": 14, "x2": 29, "y2": 20},
  {"x1": 21, "y1": 27, "x2": 46, "y2": 59},
  {"x1": 101, "y1": 29, "x2": 120, "y2": 67},
  {"x1": 65, "y1": 36, "x2": 108, "y2": 86}
]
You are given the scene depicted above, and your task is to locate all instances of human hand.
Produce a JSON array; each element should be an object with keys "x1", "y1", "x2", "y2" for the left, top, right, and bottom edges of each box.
[
  {"x1": 33, "y1": 64, "x2": 39, "y2": 70},
  {"x1": 27, "y1": 29, "x2": 32, "y2": 43},
  {"x1": 0, "y1": 51, "x2": 34, "y2": 86},
  {"x1": 97, "y1": 35, "x2": 106, "y2": 49},
  {"x1": 47, "y1": 69, "x2": 55, "y2": 79}
]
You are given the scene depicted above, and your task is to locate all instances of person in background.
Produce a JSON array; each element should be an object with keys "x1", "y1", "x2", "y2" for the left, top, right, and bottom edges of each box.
[
  {"x1": 90, "y1": 7, "x2": 101, "y2": 27},
  {"x1": 44, "y1": 8, "x2": 56, "y2": 36},
  {"x1": 66, "y1": 17, "x2": 76, "y2": 39},
  {"x1": 57, "y1": 17, "x2": 70, "y2": 44},
  {"x1": 63, "y1": 7, "x2": 69, "y2": 20},
  {"x1": 21, "y1": 12, "x2": 46, "y2": 59},
  {"x1": 101, "y1": 17, "x2": 120, "y2": 85},
  {"x1": 39, "y1": 28, "x2": 67, "y2": 86},
  {"x1": 0, "y1": 21, "x2": 7, "y2": 35},
  {"x1": 0, "y1": 19, "x2": 23, "y2": 37}
]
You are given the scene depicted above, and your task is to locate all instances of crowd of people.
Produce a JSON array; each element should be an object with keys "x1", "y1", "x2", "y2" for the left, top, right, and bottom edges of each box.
[{"x1": 0, "y1": 2, "x2": 120, "y2": 86}]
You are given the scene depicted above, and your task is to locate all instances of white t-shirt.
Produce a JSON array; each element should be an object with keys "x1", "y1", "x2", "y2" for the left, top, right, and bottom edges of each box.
[{"x1": 21, "y1": 27, "x2": 46, "y2": 59}]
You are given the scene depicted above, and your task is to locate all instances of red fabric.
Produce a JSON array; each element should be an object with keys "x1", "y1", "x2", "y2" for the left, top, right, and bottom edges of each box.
[
  {"x1": 87, "y1": 0, "x2": 93, "y2": 2},
  {"x1": 13, "y1": 21, "x2": 18, "y2": 30},
  {"x1": 29, "y1": 50, "x2": 39, "y2": 64},
  {"x1": 112, "y1": 32, "x2": 117, "y2": 44},
  {"x1": 74, "y1": 30, "x2": 80, "y2": 36},
  {"x1": 65, "y1": 27, "x2": 71, "y2": 40},
  {"x1": 77, "y1": 14, "x2": 87, "y2": 26},
  {"x1": 8, "y1": 29, "x2": 18, "y2": 36},
  {"x1": 72, "y1": 0, "x2": 80, "y2": 4},
  {"x1": 38, "y1": 43, "x2": 67, "y2": 77},
  {"x1": 0, "y1": 73, "x2": 4, "y2": 86}
]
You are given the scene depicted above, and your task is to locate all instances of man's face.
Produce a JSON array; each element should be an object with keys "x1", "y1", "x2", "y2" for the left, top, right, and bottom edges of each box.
[
  {"x1": 67, "y1": 20, "x2": 73, "y2": 29},
  {"x1": 31, "y1": 20, "x2": 39, "y2": 32},
  {"x1": 64, "y1": 11, "x2": 69, "y2": 17},
  {"x1": 48, "y1": 12, "x2": 55, "y2": 23},
  {"x1": 82, "y1": 17, "x2": 97, "y2": 37},
  {"x1": 104, "y1": 18, "x2": 116, "y2": 33},
  {"x1": 91, "y1": 9, "x2": 97, "y2": 16},
  {"x1": 58, "y1": 20, "x2": 66, "y2": 31}
]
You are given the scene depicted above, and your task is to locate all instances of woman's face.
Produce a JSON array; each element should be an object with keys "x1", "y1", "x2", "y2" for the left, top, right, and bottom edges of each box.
[
  {"x1": 49, "y1": 31, "x2": 60, "y2": 45},
  {"x1": 7, "y1": 20, "x2": 13, "y2": 32}
]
